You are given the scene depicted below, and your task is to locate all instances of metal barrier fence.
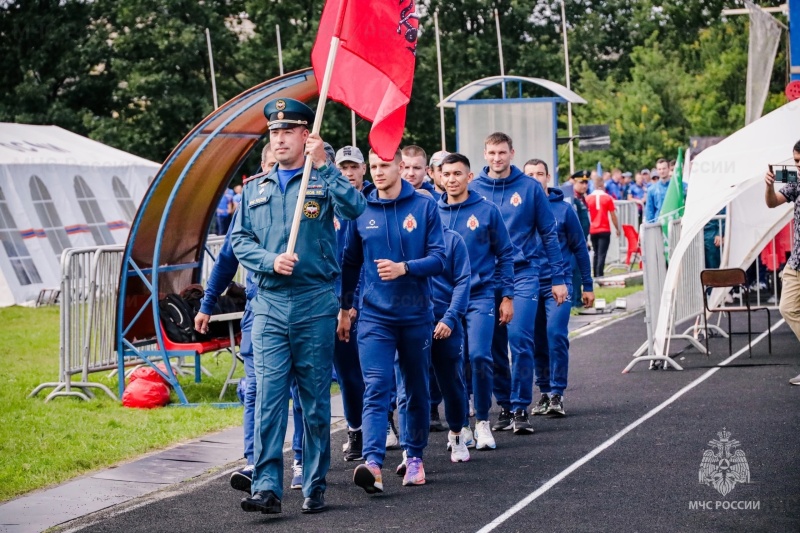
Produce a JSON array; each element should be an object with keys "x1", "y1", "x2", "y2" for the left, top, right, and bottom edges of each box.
[
  {"x1": 603, "y1": 200, "x2": 640, "y2": 273},
  {"x1": 30, "y1": 235, "x2": 230, "y2": 402},
  {"x1": 625, "y1": 218, "x2": 707, "y2": 372}
]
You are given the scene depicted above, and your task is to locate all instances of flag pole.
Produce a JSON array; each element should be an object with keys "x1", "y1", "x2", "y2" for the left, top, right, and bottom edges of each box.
[
  {"x1": 276, "y1": 24, "x2": 284, "y2": 76},
  {"x1": 205, "y1": 28, "x2": 219, "y2": 109},
  {"x1": 434, "y1": 11, "x2": 446, "y2": 151},
  {"x1": 351, "y1": 110, "x2": 357, "y2": 146},
  {"x1": 286, "y1": 1, "x2": 349, "y2": 255},
  {"x1": 494, "y1": 8, "x2": 506, "y2": 99},
  {"x1": 560, "y1": 0, "x2": 575, "y2": 176}
]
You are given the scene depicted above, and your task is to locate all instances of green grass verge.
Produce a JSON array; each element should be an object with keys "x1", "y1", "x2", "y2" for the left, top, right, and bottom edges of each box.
[
  {"x1": 0, "y1": 306, "x2": 246, "y2": 502},
  {"x1": 594, "y1": 285, "x2": 643, "y2": 303}
]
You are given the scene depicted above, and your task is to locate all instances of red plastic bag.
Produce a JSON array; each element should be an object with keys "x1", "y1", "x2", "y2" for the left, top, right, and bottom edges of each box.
[
  {"x1": 122, "y1": 379, "x2": 170, "y2": 409},
  {"x1": 128, "y1": 364, "x2": 172, "y2": 387}
]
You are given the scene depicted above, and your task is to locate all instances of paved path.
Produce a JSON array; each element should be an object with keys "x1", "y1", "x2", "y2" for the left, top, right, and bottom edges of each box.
[{"x1": 6, "y1": 291, "x2": 798, "y2": 533}]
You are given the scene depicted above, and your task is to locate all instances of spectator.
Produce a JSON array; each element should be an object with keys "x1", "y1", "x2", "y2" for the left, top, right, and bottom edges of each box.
[
  {"x1": 606, "y1": 168, "x2": 622, "y2": 199},
  {"x1": 764, "y1": 142, "x2": 800, "y2": 385},
  {"x1": 620, "y1": 171, "x2": 632, "y2": 200},
  {"x1": 703, "y1": 208, "x2": 726, "y2": 269},
  {"x1": 645, "y1": 158, "x2": 671, "y2": 223},
  {"x1": 216, "y1": 187, "x2": 234, "y2": 235},
  {"x1": 586, "y1": 175, "x2": 620, "y2": 278},
  {"x1": 628, "y1": 172, "x2": 646, "y2": 223},
  {"x1": 232, "y1": 184, "x2": 243, "y2": 212}
]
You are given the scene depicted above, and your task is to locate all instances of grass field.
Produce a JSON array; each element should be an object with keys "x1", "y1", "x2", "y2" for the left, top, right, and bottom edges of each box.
[{"x1": 0, "y1": 306, "x2": 244, "y2": 502}]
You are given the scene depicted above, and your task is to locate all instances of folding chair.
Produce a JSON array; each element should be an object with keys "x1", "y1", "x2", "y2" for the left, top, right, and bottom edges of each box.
[
  {"x1": 700, "y1": 268, "x2": 772, "y2": 357},
  {"x1": 622, "y1": 224, "x2": 642, "y2": 271}
]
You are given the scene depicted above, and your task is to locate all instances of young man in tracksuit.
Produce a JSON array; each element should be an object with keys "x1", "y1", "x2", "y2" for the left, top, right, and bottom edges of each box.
[
  {"x1": 438, "y1": 153, "x2": 515, "y2": 450},
  {"x1": 470, "y1": 132, "x2": 567, "y2": 435},
  {"x1": 333, "y1": 146, "x2": 370, "y2": 462},
  {"x1": 401, "y1": 144, "x2": 443, "y2": 432},
  {"x1": 524, "y1": 159, "x2": 594, "y2": 417},
  {"x1": 339, "y1": 149, "x2": 446, "y2": 492},
  {"x1": 396, "y1": 220, "x2": 471, "y2": 470}
]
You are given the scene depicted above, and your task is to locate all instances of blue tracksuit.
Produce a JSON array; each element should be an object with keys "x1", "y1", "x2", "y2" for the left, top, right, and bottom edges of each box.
[
  {"x1": 470, "y1": 166, "x2": 566, "y2": 412},
  {"x1": 232, "y1": 162, "x2": 366, "y2": 499},
  {"x1": 399, "y1": 228, "x2": 470, "y2": 443},
  {"x1": 332, "y1": 183, "x2": 372, "y2": 431},
  {"x1": 533, "y1": 188, "x2": 594, "y2": 397},
  {"x1": 438, "y1": 191, "x2": 515, "y2": 422},
  {"x1": 342, "y1": 180, "x2": 446, "y2": 465}
]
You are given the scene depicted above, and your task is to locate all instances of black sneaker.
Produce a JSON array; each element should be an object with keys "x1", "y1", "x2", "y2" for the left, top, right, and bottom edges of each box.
[
  {"x1": 512, "y1": 409, "x2": 534, "y2": 434},
  {"x1": 532, "y1": 393, "x2": 550, "y2": 415},
  {"x1": 492, "y1": 408, "x2": 514, "y2": 431},
  {"x1": 230, "y1": 465, "x2": 254, "y2": 493},
  {"x1": 344, "y1": 429, "x2": 364, "y2": 461},
  {"x1": 429, "y1": 407, "x2": 446, "y2": 432},
  {"x1": 649, "y1": 360, "x2": 663, "y2": 370},
  {"x1": 547, "y1": 394, "x2": 565, "y2": 416}
]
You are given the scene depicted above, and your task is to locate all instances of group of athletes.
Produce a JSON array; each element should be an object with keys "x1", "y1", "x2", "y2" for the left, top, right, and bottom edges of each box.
[{"x1": 195, "y1": 97, "x2": 594, "y2": 515}]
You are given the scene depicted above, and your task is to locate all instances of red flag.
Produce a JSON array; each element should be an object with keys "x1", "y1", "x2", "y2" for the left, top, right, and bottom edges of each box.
[{"x1": 311, "y1": 0, "x2": 419, "y2": 161}]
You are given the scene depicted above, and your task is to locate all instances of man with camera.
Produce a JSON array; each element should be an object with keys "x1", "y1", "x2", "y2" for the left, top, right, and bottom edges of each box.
[{"x1": 764, "y1": 139, "x2": 800, "y2": 385}]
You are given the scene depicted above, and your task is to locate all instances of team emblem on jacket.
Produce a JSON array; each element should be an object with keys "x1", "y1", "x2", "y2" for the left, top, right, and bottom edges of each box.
[
  {"x1": 303, "y1": 200, "x2": 321, "y2": 219},
  {"x1": 333, "y1": 216, "x2": 341, "y2": 231},
  {"x1": 403, "y1": 213, "x2": 417, "y2": 232},
  {"x1": 467, "y1": 214, "x2": 479, "y2": 231},
  {"x1": 510, "y1": 192, "x2": 522, "y2": 207}
]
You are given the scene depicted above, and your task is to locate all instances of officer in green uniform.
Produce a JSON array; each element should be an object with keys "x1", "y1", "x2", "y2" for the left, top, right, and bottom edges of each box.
[{"x1": 231, "y1": 98, "x2": 366, "y2": 515}]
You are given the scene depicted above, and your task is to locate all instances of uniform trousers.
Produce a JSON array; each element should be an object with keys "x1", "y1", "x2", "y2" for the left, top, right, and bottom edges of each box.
[{"x1": 251, "y1": 287, "x2": 336, "y2": 499}]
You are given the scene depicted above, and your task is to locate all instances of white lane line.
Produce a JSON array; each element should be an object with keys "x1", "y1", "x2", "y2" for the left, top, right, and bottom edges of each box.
[{"x1": 476, "y1": 319, "x2": 785, "y2": 533}]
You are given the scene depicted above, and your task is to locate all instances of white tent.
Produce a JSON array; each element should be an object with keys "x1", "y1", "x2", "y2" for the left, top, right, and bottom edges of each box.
[
  {"x1": 653, "y1": 101, "x2": 800, "y2": 355},
  {"x1": 0, "y1": 124, "x2": 158, "y2": 306}
]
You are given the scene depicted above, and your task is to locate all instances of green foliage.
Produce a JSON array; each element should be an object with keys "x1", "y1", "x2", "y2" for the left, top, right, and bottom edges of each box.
[{"x1": 0, "y1": 0, "x2": 789, "y2": 171}]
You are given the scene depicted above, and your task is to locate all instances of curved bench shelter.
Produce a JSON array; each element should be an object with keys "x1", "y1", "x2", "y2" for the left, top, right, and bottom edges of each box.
[{"x1": 115, "y1": 69, "x2": 318, "y2": 404}]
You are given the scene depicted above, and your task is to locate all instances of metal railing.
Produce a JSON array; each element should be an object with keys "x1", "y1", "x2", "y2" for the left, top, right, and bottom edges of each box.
[
  {"x1": 625, "y1": 219, "x2": 708, "y2": 372},
  {"x1": 30, "y1": 235, "x2": 230, "y2": 402},
  {"x1": 603, "y1": 200, "x2": 640, "y2": 274}
]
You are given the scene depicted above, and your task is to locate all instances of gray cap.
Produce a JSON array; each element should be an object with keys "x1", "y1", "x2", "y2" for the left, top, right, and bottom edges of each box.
[
  {"x1": 429, "y1": 150, "x2": 450, "y2": 168},
  {"x1": 335, "y1": 145, "x2": 365, "y2": 165},
  {"x1": 640, "y1": 168, "x2": 650, "y2": 175},
  {"x1": 622, "y1": 171, "x2": 632, "y2": 178}
]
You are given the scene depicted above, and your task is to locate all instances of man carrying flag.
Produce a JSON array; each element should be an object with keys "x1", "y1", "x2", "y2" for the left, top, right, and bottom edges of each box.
[{"x1": 232, "y1": 99, "x2": 366, "y2": 515}]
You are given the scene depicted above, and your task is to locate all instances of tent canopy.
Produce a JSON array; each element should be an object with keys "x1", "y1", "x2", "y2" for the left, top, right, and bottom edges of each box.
[
  {"x1": 653, "y1": 101, "x2": 799, "y2": 354},
  {"x1": 0, "y1": 124, "x2": 158, "y2": 306}
]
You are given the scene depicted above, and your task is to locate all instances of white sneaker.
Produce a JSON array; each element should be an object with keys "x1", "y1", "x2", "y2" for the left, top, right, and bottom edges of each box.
[
  {"x1": 461, "y1": 425, "x2": 475, "y2": 448},
  {"x1": 448, "y1": 425, "x2": 475, "y2": 450},
  {"x1": 386, "y1": 422, "x2": 399, "y2": 449},
  {"x1": 474, "y1": 420, "x2": 496, "y2": 450},
  {"x1": 790, "y1": 373, "x2": 800, "y2": 386},
  {"x1": 448, "y1": 432, "x2": 471, "y2": 463}
]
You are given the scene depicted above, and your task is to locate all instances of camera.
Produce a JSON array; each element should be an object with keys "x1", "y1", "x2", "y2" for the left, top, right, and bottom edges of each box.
[{"x1": 773, "y1": 165, "x2": 798, "y2": 183}]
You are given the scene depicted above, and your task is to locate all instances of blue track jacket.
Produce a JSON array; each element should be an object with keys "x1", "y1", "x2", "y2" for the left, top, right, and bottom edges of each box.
[
  {"x1": 200, "y1": 211, "x2": 255, "y2": 315},
  {"x1": 470, "y1": 165, "x2": 566, "y2": 284},
  {"x1": 534, "y1": 188, "x2": 594, "y2": 292},
  {"x1": 341, "y1": 180, "x2": 446, "y2": 325},
  {"x1": 437, "y1": 190, "x2": 515, "y2": 301},
  {"x1": 431, "y1": 228, "x2": 471, "y2": 330}
]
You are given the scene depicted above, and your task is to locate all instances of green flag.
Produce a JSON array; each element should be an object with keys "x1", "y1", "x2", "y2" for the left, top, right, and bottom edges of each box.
[{"x1": 660, "y1": 147, "x2": 685, "y2": 259}]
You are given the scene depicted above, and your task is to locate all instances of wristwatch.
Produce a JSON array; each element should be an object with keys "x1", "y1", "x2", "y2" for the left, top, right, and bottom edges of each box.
[{"x1": 403, "y1": 262, "x2": 410, "y2": 274}]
